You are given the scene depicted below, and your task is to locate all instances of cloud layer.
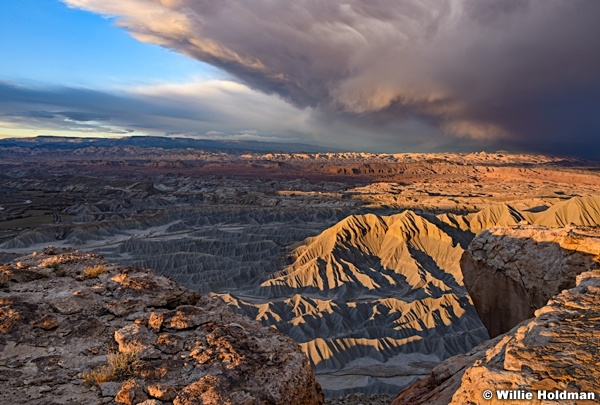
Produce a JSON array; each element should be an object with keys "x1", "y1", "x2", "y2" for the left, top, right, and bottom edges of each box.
[
  {"x1": 0, "y1": 80, "x2": 314, "y2": 142},
  {"x1": 57, "y1": 0, "x2": 600, "y2": 156}
]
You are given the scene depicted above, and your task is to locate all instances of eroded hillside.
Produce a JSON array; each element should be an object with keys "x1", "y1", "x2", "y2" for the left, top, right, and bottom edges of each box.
[
  {"x1": 393, "y1": 226, "x2": 600, "y2": 405},
  {"x1": 220, "y1": 197, "x2": 600, "y2": 395},
  {"x1": 2, "y1": 145, "x2": 600, "y2": 398}
]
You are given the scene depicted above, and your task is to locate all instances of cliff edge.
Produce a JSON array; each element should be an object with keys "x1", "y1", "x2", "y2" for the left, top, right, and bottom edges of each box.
[
  {"x1": 0, "y1": 247, "x2": 324, "y2": 405},
  {"x1": 393, "y1": 226, "x2": 600, "y2": 405},
  {"x1": 461, "y1": 225, "x2": 600, "y2": 337}
]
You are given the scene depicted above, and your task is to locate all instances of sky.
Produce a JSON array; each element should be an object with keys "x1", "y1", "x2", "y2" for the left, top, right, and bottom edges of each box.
[{"x1": 1, "y1": 0, "x2": 599, "y2": 155}]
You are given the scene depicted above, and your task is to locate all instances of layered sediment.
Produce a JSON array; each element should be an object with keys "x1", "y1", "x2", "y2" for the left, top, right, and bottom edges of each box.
[
  {"x1": 393, "y1": 226, "x2": 600, "y2": 405},
  {"x1": 393, "y1": 269, "x2": 600, "y2": 405},
  {"x1": 222, "y1": 197, "x2": 600, "y2": 395},
  {"x1": 462, "y1": 225, "x2": 600, "y2": 337}
]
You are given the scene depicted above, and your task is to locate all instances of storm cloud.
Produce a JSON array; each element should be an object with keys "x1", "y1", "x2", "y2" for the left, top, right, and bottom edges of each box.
[{"x1": 57, "y1": 0, "x2": 600, "y2": 156}]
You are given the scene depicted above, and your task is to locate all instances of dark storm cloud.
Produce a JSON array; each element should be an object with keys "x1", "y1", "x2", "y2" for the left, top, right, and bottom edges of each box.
[{"x1": 63, "y1": 0, "x2": 600, "y2": 156}]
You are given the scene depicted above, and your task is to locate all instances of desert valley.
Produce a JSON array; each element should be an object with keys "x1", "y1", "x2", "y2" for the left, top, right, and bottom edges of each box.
[
  {"x1": 2, "y1": 0, "x2": 600, "y2": 403},
  {"x1": 1, "y1": 137, "x2": 599, "y2": 404}
]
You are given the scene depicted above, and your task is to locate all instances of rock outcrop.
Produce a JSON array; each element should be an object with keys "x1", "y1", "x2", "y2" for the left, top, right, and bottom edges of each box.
[
  {"x1": 461, "y1": 225, "x2": 600, "y2": 337},
  {"x1": 393, "y1": 269, "x2": 600, "y2": 405},
  {"x1": 0, "y1": 247, "x2": 324, "y2": 405},
  {"x1": 221, "y1": 211, "x2": 489, "y2": 396},
  {"x1": 393, "y1": 227, "x2": 600, "y2": 405}
]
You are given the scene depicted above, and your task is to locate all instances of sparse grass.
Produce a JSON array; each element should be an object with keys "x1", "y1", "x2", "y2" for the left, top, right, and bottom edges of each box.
[
  {"x1": 82, "y1": 350, "x2": 143, "y2": 386},
  {"x1": 83, "y1": 264, "x2": 108, "y2": 278},
  {"x1": 42, "y1": 258, "x2": 61, "y2": 270},
  {"x1": 43, "y1": 260, "x2": 67, "y2": 276}
]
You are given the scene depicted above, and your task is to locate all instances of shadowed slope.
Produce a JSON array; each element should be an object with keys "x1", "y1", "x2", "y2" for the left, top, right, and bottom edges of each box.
[{"x1": 220, "y1": 196, "x2": 600, "y2": 396}]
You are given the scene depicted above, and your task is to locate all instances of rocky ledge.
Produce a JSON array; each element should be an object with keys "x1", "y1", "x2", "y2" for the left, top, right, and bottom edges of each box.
[
  {"x1": 393, "y1": 226, "x2": 600, "y2": 405},
  {"x1": 0, "y1": 247, "x2": 324, "y2": 405},
  {"x1": 461, "y1": 225, "x2": 600, "y2": 337}
]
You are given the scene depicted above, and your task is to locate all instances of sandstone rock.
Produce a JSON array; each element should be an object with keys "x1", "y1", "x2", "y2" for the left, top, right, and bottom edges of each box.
[
  {"x1": 155, "y1": 333, "x2": 184, "y2": 354},
  {"x1": 0, "y1": 248, "x2": 324, "y2": 405},
  {"x1": 114, "y1": 324, "x2": 160, "y2": 359},
  {"x1": 115, "y1": 379, "x2": 148, "y2": 404},
  {"x1": 393, "y1": 240, "x2": 600, "y2": 405},
  {"x1": 147, "y1": 383, "x2": 177, "y2": 401},
  {"x1": 47, "y1": 296, "x2": 84, "y2": 315},
  {"x1": 390, "y1": 334, "x2": 507, "y2": 405},
  {"x1": 461, "y1": 225, "x2": 600, "y2": 337}
]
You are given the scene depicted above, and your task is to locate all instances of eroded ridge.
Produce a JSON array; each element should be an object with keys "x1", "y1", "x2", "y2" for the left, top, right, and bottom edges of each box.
[{"x1": 221, "y1": 197, "x2": 600, "y2": 396}]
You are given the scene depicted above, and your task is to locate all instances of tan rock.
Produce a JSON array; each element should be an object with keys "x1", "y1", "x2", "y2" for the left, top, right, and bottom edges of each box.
[
  {"x1": 461, "y1": 225, "x2": 600, "y2": 337},
  {"x1": 147, "y1": 383, "x2": 177, "y2": 401},
  {"x1": 115, "y1": 379, "x2": 148, "y2": 405},
  {"x1": 0, "y1": 248, "x2": 324, "y2": 405},
  {"x1": 148, "y1": 312, "x2": 165, "y2": 331},
  {"x1": 155, "y1": 333, "x2": 184, "y2": 354},
  {"x1": 393, "y1": 233, "x2": 600, "y2": 405},
  {"x1": 114, "y1": 324, "x2": 160, "y2": 359}
]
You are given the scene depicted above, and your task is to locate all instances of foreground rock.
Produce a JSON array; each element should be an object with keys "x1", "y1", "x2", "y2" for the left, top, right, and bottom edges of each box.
[
  {"x1": 393, "y1": 229, "x2": 600, "y2": 405},
  {"x1": 0, "y1": 247, "x2": 324, "y2": 405},
  {"x1": 462, "y1": 225, "x2": 600, "y2": 337}
]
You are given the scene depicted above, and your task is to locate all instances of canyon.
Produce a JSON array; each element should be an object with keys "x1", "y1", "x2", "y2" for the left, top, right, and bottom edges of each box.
[
  {"x1": 393, "y1": 226, "x2": 600, "y2": 405},
  {"x1": 1, "y1": 137, "x2": 600, "y2": 401}
]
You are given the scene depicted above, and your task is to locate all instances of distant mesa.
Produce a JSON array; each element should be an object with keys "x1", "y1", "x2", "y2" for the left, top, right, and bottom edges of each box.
[{"x1": 0, "y1": 135, "x2": 340, "y2": 154}]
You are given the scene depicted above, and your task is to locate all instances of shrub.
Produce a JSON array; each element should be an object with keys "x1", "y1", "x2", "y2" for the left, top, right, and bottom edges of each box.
[
  {"x1": 46, "y1": 261, "x2": 60, "y2": 270},
  {"x1": 82, "y1": 350, "x2": 142, "y2": 386},
  {"x1": 83, "y1": 264, "x2": 108, "y2": 278}
]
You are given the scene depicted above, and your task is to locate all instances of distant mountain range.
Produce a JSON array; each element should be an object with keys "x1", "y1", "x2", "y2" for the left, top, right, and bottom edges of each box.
[{"x1": 0, "y1": 135, "x2": 339, "y2": 153}]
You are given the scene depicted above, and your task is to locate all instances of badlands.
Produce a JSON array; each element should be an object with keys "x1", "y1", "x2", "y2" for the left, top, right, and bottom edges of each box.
[{"x1": 1, "y1": 137, "x2": 600, "y2": 401}]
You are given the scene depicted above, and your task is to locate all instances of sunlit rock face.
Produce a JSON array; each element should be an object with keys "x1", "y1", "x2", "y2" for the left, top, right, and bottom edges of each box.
[
  {"x1": 2, "y1": 142, "x2": 600, "y2": 399},
  {"x1": 392, "y1": 230, "x2": 600, "y2": 405},
  {"x1": 0, "y1": 248, "x2": 324, "y2": 405},
  {"x1": 220, "y1": 210, "x2": 488, "y2": 396},
  {"x1": 462, "y1": 225, "x2": 600, "y2": 337},
  {"x1": 219, "y1": 197, "x2": 600, "y2": 396}
]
